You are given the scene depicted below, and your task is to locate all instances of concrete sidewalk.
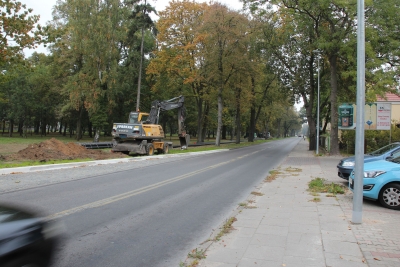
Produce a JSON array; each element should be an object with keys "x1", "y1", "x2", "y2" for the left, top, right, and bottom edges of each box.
[{"x1": 197, "y1": 139, "x2": 400, "y2": 267}]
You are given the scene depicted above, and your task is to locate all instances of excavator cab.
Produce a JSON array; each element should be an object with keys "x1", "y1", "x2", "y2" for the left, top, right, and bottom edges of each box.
[{"x1": 128, "y1": 112, "x2": 149, "y2": 124}]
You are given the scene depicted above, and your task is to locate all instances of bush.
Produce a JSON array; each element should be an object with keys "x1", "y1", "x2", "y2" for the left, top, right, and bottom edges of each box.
[{"x1": 339, "y1": 125, "x2": 400, "y2": 155}]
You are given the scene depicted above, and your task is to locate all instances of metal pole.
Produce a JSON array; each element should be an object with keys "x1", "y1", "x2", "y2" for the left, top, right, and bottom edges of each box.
[
  {"x1": 317, "y1": 55, "x2": 320, "y2": 155},
  {"x1": 313, "y1": 50, "x2": 321, "y2": 155},
  {"x1": 353, "y1": 0, "x2": 365, "y2": 224},
  {"x1": 136, "y1": 0, "x2": 147, "y2": 112}
]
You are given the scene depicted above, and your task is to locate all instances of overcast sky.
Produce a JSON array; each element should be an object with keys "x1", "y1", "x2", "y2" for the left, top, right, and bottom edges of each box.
[{"x1": 20, "y1": 0, "x2": 244, "y2": 55}]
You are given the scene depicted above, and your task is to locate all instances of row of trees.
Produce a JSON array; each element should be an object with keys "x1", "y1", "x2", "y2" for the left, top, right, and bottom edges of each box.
[
  {"x1": 0, "y1": 0, "x2": 301, "y2": 144},
  {"x1": 244, "y1": 0, "x2": 400, "y2": 154},
  {"x1": 1, "y1": 0, "x2": 398, "y2": 153}
]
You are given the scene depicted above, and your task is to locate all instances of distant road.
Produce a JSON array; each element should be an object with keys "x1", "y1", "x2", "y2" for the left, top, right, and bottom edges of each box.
[{"x1": 0, "y1": 138, "x2": 301, "y2": 267}]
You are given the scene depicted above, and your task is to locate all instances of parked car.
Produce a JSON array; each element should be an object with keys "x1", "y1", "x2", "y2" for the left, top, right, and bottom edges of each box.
[
  {"x1": 349, "y1": 155, "x2": 400, "y2": 210},
  {"x1": 0, "y1": 204, "x2": 62, "y2": 267},
  {"x1": 337, "y1": 142, "x2": 400, "y2": 179}
]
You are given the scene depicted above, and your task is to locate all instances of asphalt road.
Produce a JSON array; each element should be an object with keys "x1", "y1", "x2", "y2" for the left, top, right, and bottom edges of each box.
[{"x1": 0, "y1": 137, "x2": 301, "y2": 267}]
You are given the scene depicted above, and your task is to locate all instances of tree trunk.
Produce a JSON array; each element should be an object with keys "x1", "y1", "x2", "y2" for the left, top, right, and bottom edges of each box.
[
  {"x1": 276, "y1": 118, "x2": 281, "y2": 138},
  {"x1": 249, "y1": 107, "x2": 256, "y2": 142},
  {"x1": 59, "y1": 118, "x2": 63, "y2": 135},
  {"x1": 76, "y1": 104, "x2": 84, "y2": 141},
  {"x1": 307, "y1": 105, "x2": 317, "y2": 150},
  {"x1": 235, "y1": 87, "x2": 241, "y2": 144},
  {"x1": 23, "y1": 121, "x2": 27, "y2": 138},
  {"x1": 201, "y1": 102, "x2": 209, "y2": 143},
  {"x1": 248, "y1": 77, "x2": 256, "y2": 142},
  {"x1": 303, "y1": 54, "x2": 317, "y2": 151},
  {"x1": 8, "y1": 119, "x2": 13, "y2": 137},
  {"x1": 222, "y1": 125, "x2": 227, "y2": 140},
  {"x1": 162, "y1": 120, "x2": 167, "y2": 138},
  {"x1": 329, "y1": 54, "x2": 340, "y2": 155},
  {"x1": 88, "y1": 121, "x2": 93, "y2": 138},
  {"x1": 216, "y1": 91, "x2": 223, "y2": 146},
  {"x1": 63, "y1": 122, "x2": 67, "y2": 136},
  {"x1": 18, "y1": 121, "x2": 22, "y2": 136},
  {"x1": 196, "y1": 97, "x2": 204, "y2": 143},
  {"x1": 169, "y1": 120, "x2": 173, "y2": 138},
  {"x1": 41, "y1": 110, "x2": 47, "y2": 137},
  {"x1": 34, "y1": 120, "x2": 39, "y2": 134}
]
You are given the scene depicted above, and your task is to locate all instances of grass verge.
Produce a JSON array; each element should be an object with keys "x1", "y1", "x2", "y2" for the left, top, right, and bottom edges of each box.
[
  {"x1": 0, "y1": 158, "x2": 95, "y2": 169},
  {"x1": 0, "y1": 137, "x2": 273, "y2": 169}
]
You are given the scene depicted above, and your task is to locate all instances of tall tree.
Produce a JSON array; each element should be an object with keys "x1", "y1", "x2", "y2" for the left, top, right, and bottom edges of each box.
[
  {"x1": 243, "y1": 0, "x2": 359, "y2": 154},
  {"x1": 50, "y1": 0, "x2": 130, "y2": 140},
  {"x1": 147, "y1": 0, "x2": 210, "y2": 142},
  {"x1": 200, "y1": 3, "x2": 250, "y2": 146}
]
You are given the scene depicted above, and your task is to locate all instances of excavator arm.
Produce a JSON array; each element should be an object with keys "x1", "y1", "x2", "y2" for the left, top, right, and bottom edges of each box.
[{"x1": 147, "y1": 95, "x2": 188, "y2": 148}]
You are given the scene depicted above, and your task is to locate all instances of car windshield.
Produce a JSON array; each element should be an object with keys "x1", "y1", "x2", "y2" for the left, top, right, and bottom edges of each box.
[
  {"x1": 0, "y1": 206, "x2": 33, "y2": 223},
  {"x1": 388, "y1": 156, "x2": 400, "y2": 164},
  {"x1": 369, "y1": 143, "x2": 400, "y2": 156}
]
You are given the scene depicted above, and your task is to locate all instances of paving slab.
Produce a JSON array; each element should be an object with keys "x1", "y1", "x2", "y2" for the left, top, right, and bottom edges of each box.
[{"x1": 195, "y1": 139, "x2": 400, "y2": 267}]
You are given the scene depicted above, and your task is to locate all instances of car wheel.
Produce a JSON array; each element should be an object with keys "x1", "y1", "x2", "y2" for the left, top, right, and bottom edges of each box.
[
  {"x1": 379, "y1": 183, "x2": 400, "y2": 210},
  {"x1": 146, "y1": 144, "x2": 154, "y2": 156}
]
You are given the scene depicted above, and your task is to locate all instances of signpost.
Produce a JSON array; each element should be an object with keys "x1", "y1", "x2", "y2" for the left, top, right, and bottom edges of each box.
[
  {"x1": 353, "y1": 0, "x2": 365, "y2": 225},
  {"x1": 377, "y1": 103, "x2": 391, "y2": 130}
]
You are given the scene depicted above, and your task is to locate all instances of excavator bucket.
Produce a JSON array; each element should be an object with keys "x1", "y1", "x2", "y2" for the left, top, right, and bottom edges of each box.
[{"x1": 179, "y1": 134, "x2": 190, "y2": 150}]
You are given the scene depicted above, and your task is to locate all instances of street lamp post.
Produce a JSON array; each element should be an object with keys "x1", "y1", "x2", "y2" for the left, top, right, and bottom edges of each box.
[{"x1": 313, "y1": 50, "x2": 321, "y2": 155}]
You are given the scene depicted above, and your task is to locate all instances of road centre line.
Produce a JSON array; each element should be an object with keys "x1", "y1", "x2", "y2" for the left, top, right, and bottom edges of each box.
[{"x1": 47, "y1": 149, "x2": 260, "y2": 220}]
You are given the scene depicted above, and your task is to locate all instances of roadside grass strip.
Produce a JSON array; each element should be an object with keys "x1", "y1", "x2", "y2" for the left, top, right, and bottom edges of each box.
[
  {"x1": 213, "y1": 217, "x2": 237, "y2": 241},
  {"x1": 264, "y1": 169, "x2": 282, "y2": 182},
  {"x1": 308, "y1": 177, "x2": 346, "y2": 195}
]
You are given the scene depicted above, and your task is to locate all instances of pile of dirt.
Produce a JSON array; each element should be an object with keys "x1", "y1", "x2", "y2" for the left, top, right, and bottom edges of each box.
[{"x1": 4, "y1": 138, "x2": 127, "y2": 162}]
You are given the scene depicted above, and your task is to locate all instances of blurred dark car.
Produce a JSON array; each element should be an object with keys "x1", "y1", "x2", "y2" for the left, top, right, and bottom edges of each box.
[
  {"x1": 0, "y1": 204, "x2": 62, "y2": 267},
  {"x1": 337, "y1": 142, "x2": 400, "y2": 180}
]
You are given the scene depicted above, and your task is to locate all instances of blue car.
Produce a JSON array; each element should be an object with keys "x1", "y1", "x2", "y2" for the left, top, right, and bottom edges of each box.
[
  {"x1": 337, "y1": 142, "x2": 400, "y2": 179},
  {"x1": 349, "y1": 155, "x2": 400, "y2": 210}
]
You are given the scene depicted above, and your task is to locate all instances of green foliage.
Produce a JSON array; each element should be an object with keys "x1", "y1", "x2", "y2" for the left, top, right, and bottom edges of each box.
[
  {"x1": 2, "y1": 0, "x2": 398, "y2": 150},
  {"x1": 213, "y1": 217, "x2": 237, "y2": 241},
  {"x1": 0, "y1": 158, "x2": 94, "y2": 169},
  {"x1": 0, "y1": 0, "x2": 42, "y2": 65},
  {"x1": 340, "y1": 126, "x2": 400, "y2": 155},
  {"x1": 308, "y1": 178, "x2": 345, "y2": 195}
]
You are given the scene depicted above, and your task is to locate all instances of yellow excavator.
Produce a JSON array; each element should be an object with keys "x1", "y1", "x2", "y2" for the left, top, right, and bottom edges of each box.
[{"x1": 111, "y1": 96, "x2": 189, "y2": 155}]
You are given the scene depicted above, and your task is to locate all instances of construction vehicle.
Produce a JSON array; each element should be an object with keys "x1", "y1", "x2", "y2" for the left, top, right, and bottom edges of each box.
[{"x1": 111, "y1": 95, "x2": 189, "y2": 155}]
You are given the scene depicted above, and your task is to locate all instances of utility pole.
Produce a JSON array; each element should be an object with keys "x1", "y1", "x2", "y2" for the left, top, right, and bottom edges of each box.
[
  {"x1": 353, "y1": 0, "x2": 366, "y2": 224},
  {"x1": 313, "y1": 50, "x2": 321, "y2": 155},
  {"x1": 136, "y1": 0, "x2": 147, "y2": 112}
]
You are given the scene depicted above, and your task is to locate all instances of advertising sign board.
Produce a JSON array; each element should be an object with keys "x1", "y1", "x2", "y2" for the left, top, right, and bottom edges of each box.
[
  {"x1": 338, "y1": 103, "x2": 391, "y2": 130},
  {"x1": 377, "y1": 103, "x2": 391, "y2": 130}
]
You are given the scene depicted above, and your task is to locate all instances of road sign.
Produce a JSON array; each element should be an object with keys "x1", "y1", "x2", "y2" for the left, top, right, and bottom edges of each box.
[{"x1": 377, "y1": 103, "x2": 391, "y2": 130}]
